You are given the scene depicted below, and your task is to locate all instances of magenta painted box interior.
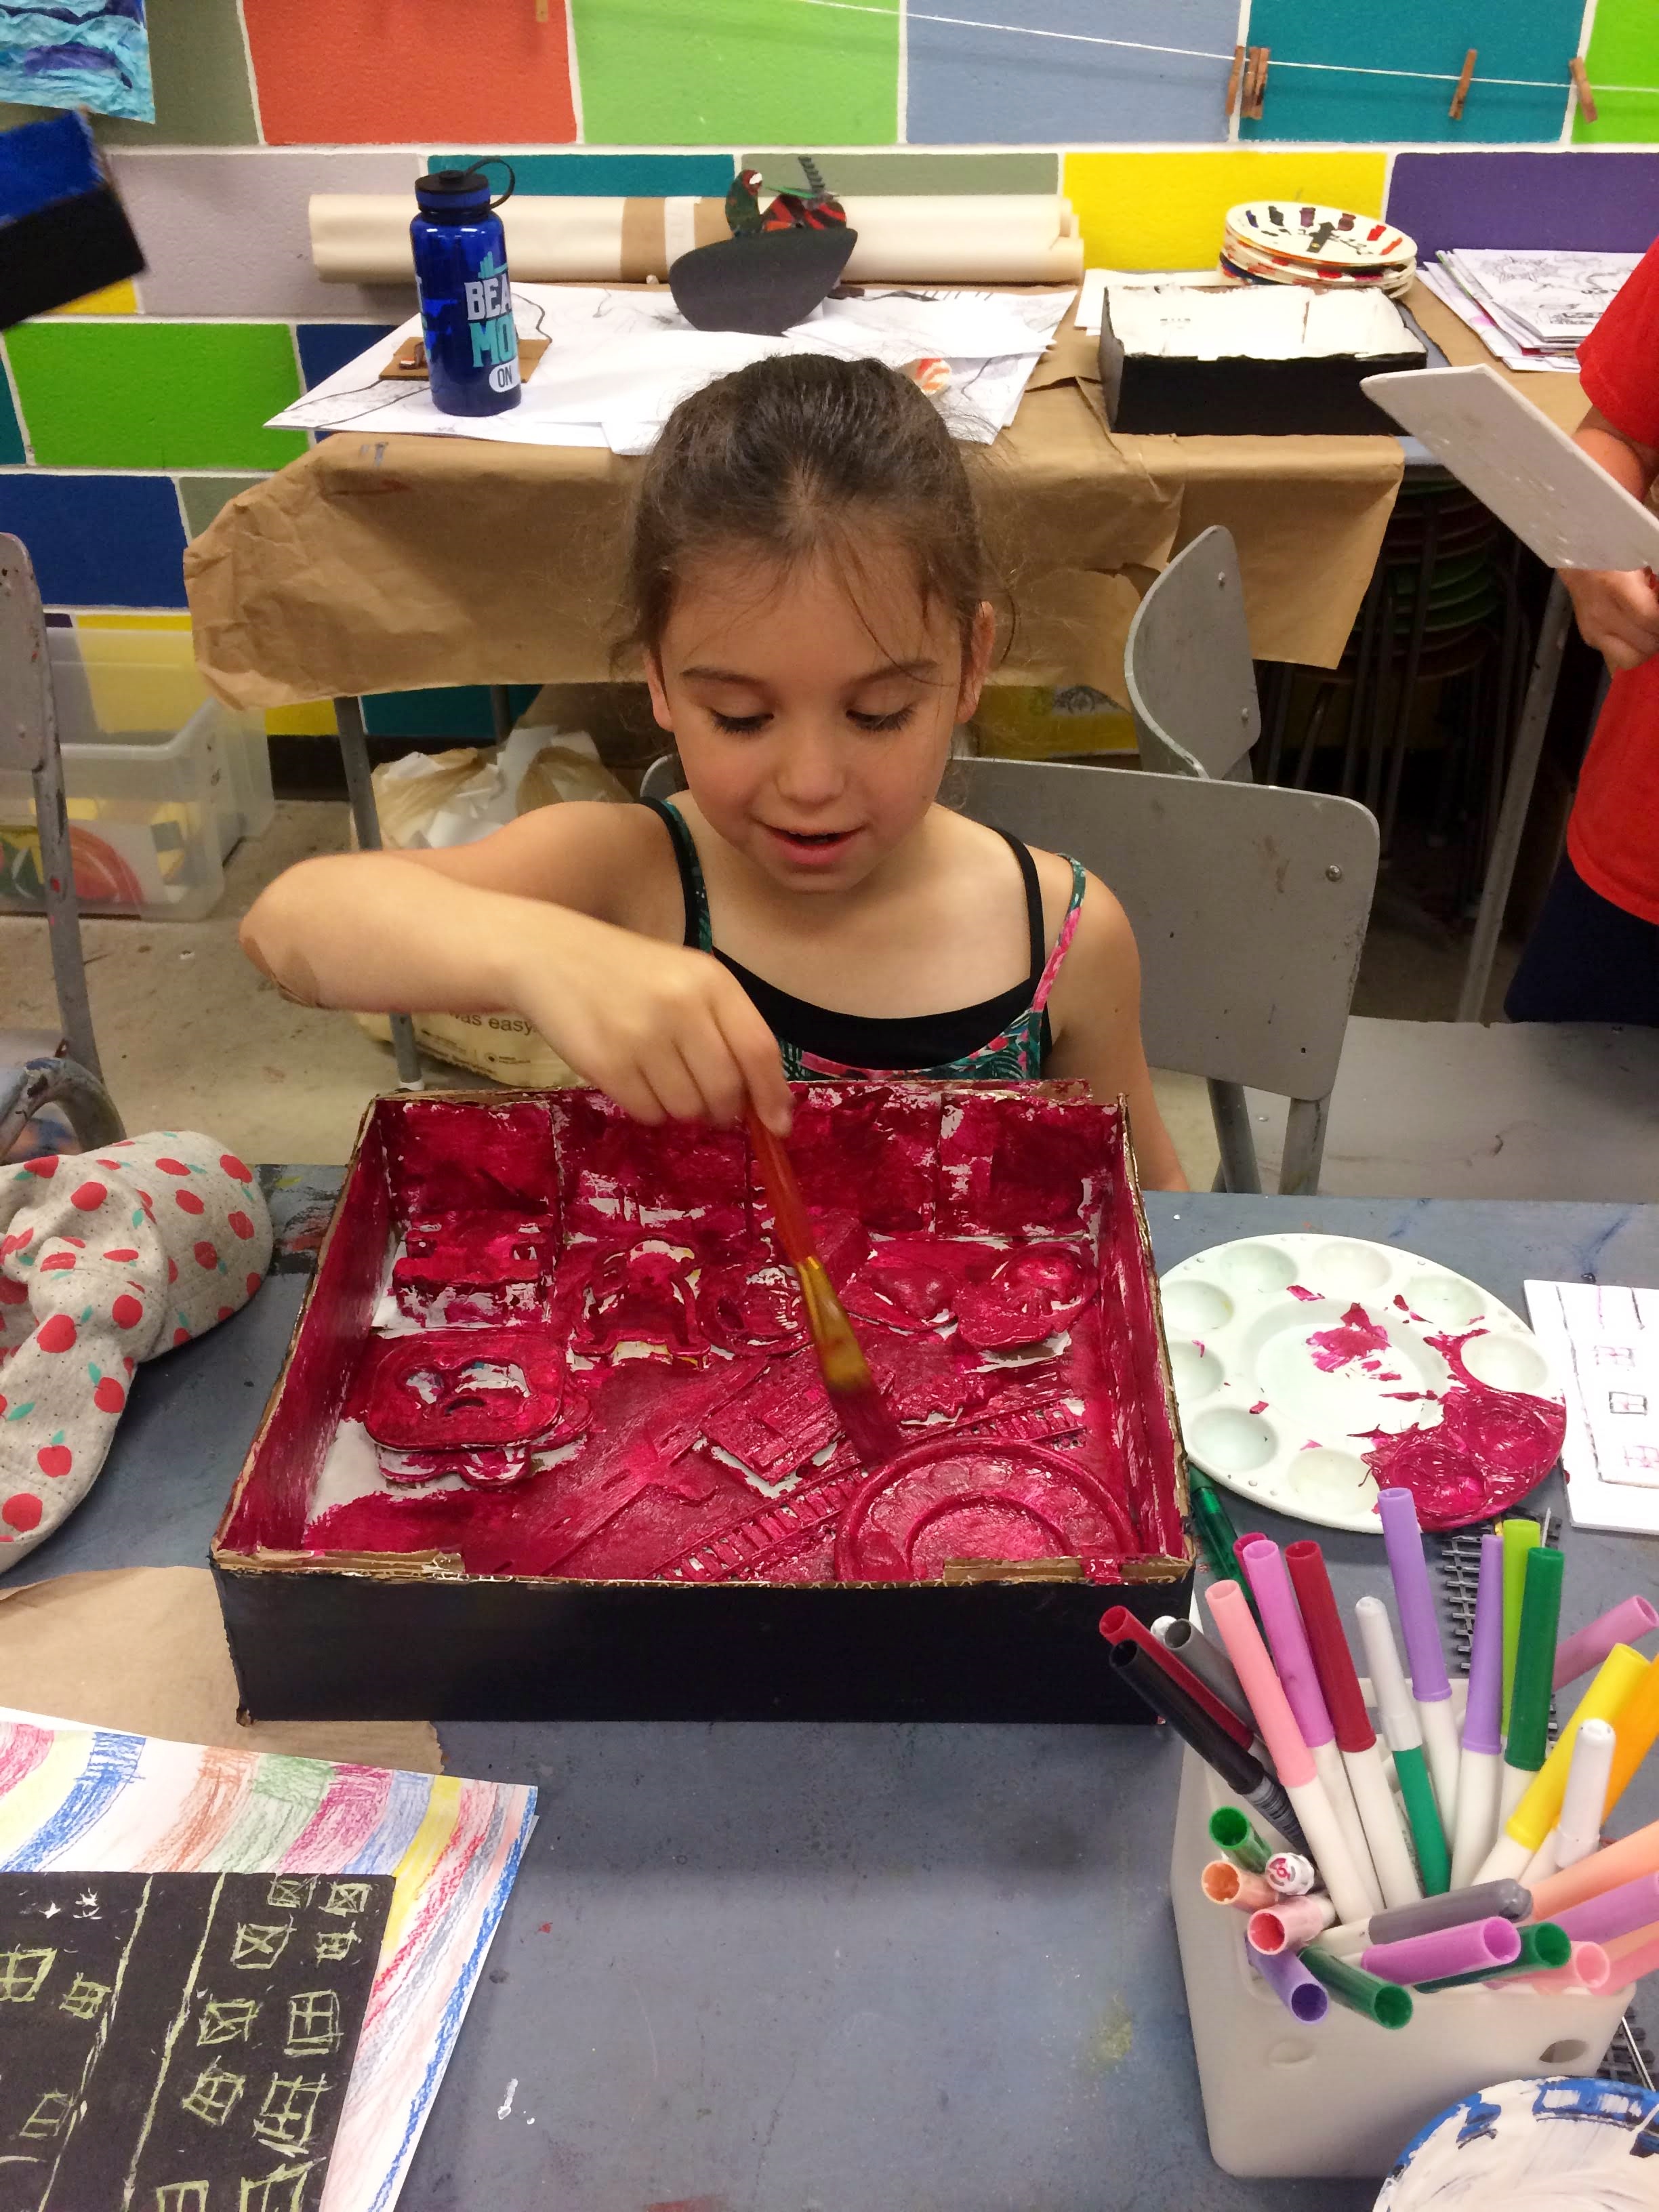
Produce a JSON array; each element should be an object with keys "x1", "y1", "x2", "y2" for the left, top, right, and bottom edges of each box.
[{"x1": 212, "y1": 1083, "x2": 1191, "y2": 1722}]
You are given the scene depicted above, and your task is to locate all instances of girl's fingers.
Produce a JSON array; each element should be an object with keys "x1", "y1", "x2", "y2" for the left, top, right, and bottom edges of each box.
[
  {"x1": 670, "y1": 1023, "x2": 750, "y2": 1128},
  {"x1": 716, "y1": 994, "x2": 792, "y2": 1134},
  {"x1": 637, "y1": 1044, "x2": 708, "y2": 1124}
]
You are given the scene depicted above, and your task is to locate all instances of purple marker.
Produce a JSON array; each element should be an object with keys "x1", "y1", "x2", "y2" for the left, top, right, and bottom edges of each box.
[
  {"x1": 1247, "y1": 1937, "x2": 1330, "y2": 2024},
  {"x1": 1450, "y1": 1534, "x2": 1504, "y2": 1888},
  {"x1": 1554, "y1": 1870, "x2": 1659, "y2": 1947},
  {"x1": 1361, "y1": 1915, "x2": 1521, "y2": 1986},
  {"x1": 1242, "y1": 1539, "x2": 1384, "y2": 1917},
  {"x1": 1378, "y1": 1488, "x2": 1460, "y2": 1837}
]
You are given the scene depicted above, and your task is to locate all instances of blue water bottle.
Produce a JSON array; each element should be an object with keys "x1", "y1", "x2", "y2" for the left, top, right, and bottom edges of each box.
[{"x1": 410, "y1": 162, "x2": 521, "y2": 417}]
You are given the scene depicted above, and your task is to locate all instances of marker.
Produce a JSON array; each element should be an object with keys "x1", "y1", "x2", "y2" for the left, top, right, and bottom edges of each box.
[
  {"x1": 1286, "y1": 1540, "x2": 1419, "y2": 1910},
  {"x1": 1500, "y1": 1517, "x2": 1540, "y2": 1733},
  {"x1": 1152, "y1": 1616, "x2": 1254, "y2": 1730},
  {"x1": 1186, "y1": 1467, "x2": 1259, "y2": 1619},
  {"x1": 1603, "y1": 1929, "x2": 1659, "y2": 1993},
  {"x1": 1553, "y1": 1870, "x2": 1659, "y2": 1947},
  {"x1": 1242, "y1": 1540, "x2": 1382, "y2": 1915},
  {"x1": 1414, "y1": 1921, "x2": 1570, "y2": 1990},
  {"x1": 1532, "y1": 1815, "x2": 1659, "y2": 1924},
  {"x1": 1099, "y1": 1607, "x2": 1254, "y2": 1750},
  {"x1": 1528, "y1": 1716, "x2": 1616, "y2": 1883},
  {"x1": 1363, "y1": 1878, "x2": 1531, "y2": 1949},
  {"x1": 1361, "y1": 1916, "x2": 1520, "y2": 1986},
  {"x1": 1246, "y1": 1939, "x2": 1329, "y2": 2024},
  {"x1": 1204, "y1": 1580, "x2": 1376, "y2": 1927},
  {"x1": 1494, "y1": 1544, "x2": 1564, "y2": 1828},
  {"x1": 1554, "y1": 1596, "x2": 1659, "y2": 1692},
  {"x1": 1300, "y1": 1944, "x2": 1413, "y2": 2028},
  {"x1": 1247, "y1": 1896, "x2": 1335, "y2": 1953},
  {"x1": 1523, "y1": 1941, "x2": 1612, "y2": 1994},
  {"x1": 1599, "y1": 1650, "x2": 1659, "y2": 1825},
  {"x1": 1202, "y1": 1860, "x2": 1277, "y2": 1911},
  {"x1": 1208, "y1": 1806, "x2": 1272, "y2": 1873},
  {"x1": 1265, "y1": 1851, "x2": 1317, "y2": 1896},
  {"x1": 1355, "y1": 1595, "x2": 1451, "y2": 1896},
  {"x1": 1477, "y1": 1645, "x2": 1648, "y2": 1884},
  {"x1": 1449, "y1": 1533, "x2": 1505, "y2": 1889},
  {"x1": 1104, "y1": 1639, "x2": 1309, "y2": 1853},
  {"x1": 1379, "y1": 1489, "x2": 1460, "y2": 1835}
]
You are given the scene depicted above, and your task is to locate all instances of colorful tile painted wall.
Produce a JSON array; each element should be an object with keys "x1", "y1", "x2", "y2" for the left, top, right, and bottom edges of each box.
[{"x1": 0, "y1": 0, "x2": 1653, "y2": 716}]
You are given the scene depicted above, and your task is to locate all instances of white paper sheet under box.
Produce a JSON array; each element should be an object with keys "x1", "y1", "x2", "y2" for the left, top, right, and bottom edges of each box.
[{"x1": 1526, "y1": 1280, "x2": 1659, "y2": 1535}]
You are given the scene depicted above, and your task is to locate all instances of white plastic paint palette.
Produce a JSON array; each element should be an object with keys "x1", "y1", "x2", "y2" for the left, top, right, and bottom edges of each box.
[{"x1": 1159, "y1": 1233, "x2": 1559, "y2": 1534}]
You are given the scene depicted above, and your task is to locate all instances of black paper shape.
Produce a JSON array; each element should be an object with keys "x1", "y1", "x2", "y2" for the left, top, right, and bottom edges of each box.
[
  {"x1": 0, "y1": 113, "x2": 145, "y2": 331},
  {"x1": 0, "y1": 1869, "x2": 392, "y2": 2212},
  {"x1": 670, "y1": 225, "x2": 857, "y2": 337}
]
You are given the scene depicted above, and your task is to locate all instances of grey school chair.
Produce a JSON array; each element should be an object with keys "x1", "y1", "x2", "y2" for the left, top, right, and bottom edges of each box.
[
  {"x1": 639, "y1": 750, "x2": 1378, "y2": 1196},
  {"x1": 1124, "y1": 527, "x2": 1259, "y2": 782}
]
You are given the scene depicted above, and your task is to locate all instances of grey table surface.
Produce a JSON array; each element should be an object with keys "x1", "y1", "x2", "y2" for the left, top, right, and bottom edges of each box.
[{"x1": 20, "y1": 1187, "x2": 1659, "y2": 2212}]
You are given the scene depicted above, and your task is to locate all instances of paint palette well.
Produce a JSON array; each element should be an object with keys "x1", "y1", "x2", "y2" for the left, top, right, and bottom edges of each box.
[{"x1": 1160, "y1": 1233, "x2": 1563, "y2": 1533}]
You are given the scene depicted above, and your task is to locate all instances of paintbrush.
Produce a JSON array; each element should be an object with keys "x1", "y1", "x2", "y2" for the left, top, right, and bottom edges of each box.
[{"x1": 746, "y1": 1107, "x2": 905, "y2": 1467}]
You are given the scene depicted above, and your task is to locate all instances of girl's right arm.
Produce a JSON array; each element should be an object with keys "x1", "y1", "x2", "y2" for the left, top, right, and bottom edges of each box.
[
  {"x1": 1562, "y1": 407, "x2": 1659, "y2": 672},
  {"x1": 241, "y1": 804, "x2": 794, "y2": 1132}
]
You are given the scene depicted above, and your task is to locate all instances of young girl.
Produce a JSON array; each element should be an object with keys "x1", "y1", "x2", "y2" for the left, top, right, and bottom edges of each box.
[{"x1": 242, "y1": 354, "x2": 1187, "y2": 1190}]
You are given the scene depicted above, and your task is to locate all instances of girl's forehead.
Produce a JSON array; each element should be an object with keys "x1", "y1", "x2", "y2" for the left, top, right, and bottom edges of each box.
[{"x1": 663, "y1": 542, "x2": 949, "y2": 665}]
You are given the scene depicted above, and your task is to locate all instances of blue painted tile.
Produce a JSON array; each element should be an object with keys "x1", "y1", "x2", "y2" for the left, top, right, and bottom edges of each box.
[
  {"x1": 0, "y1": 472, "x2": 186, "y2": 606},
  {"x1": 1240, "y1": 0, "x2": 1579, "y2": 144},
  {"x1": 906, "y1": 0, "x2": 1235, "y2": 144},
  {"x1": 362, "y1": 684, "x2": 540, "y2": 741},
  {"x1": 295, "y1": 323, "x2": 398, "y2": 390},
  {"x1": 427, "y1": 153, "x2": 735, "y2": 194}
]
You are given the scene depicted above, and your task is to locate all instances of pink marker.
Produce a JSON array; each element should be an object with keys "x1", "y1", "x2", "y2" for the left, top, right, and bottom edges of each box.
[
  {"x1": 1555, "y1": 1598, "x2": 1659, "y2": 1692},
  {"x1": 1204, "y1": 1580, "x2": 1377, "y2": 1927},
  {"x1": 1362, "y1": 1916, "x2": 1521, "y2": 1985},
  {"x1": 1248, "y1": 1895, "x2": 1336, "y2": 1954}
]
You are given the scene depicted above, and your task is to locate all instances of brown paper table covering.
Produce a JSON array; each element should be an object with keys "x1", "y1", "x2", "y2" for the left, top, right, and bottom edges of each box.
[{"x1": 185, "y1": 304, "x2": 1405, "y2": 711}]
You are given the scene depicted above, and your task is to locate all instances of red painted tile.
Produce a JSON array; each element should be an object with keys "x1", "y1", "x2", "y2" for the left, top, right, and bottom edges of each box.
[{"x1": 244, "y1": 0, "x2": 577, "y2": 146}]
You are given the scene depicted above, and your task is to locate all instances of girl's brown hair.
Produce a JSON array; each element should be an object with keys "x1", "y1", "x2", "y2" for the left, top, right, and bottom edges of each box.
[{"x1": 621, "y1": 352, "x2": 995, "y2": 670}]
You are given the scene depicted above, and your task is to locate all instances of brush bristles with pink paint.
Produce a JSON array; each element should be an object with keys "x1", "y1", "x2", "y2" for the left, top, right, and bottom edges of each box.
[{"x1": 747, "y1": 1109, "x2": 905, "y2": 1468}]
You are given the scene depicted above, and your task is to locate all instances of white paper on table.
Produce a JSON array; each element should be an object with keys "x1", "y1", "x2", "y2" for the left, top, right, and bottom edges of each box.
[
  {"x1": 1076, "y1": 266, "x2": 1227, "y2": 335},
  {"x1": 1525, "y1": 1282, "x2": 1659, "y2": 1534},
  {"x1": 1416, "y1": 261, "x2": 1580, "y2": 374},
  {"x1": 1442, "y1": 249, "x2": 1640, "y2": 348},
  {"x1": 270, "y1": 281, "x2": 1073, "y2": 453}
]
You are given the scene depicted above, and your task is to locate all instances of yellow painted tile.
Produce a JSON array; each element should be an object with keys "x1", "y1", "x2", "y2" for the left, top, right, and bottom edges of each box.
[
  {"x1": 1064, "y1": 150, "x2": 1389, "y2": 270},
  {"x1": 266, "y1": 701, "x2": 338, "y2": 736},
  {"x1": 77, "y1": 612, "x2": 192, "y2": 630},
  {"x1": 47, "y1": 279, "x2": 140, "y2": 314}
]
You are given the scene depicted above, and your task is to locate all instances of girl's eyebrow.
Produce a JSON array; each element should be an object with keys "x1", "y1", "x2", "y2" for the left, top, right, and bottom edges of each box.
[{"x1": 680, "y1": 660, "x2": 939, "y2": 684}]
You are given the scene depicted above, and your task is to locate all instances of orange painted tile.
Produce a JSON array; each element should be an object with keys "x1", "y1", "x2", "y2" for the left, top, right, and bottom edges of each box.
[{"x1": 243, "y1": 0, "x2": 577, "y2": 145}]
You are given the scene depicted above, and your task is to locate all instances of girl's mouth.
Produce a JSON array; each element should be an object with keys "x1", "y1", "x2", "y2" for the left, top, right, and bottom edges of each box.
[{"x1": 762, "y1": 823, "x2": 861, "y2": 865}]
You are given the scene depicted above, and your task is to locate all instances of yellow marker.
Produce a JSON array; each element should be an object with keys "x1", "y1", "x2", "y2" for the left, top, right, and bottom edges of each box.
[
  {"x1": 1605, "y1": 1650, "x2": 1659, "y2": 1816},
  {"x1": 1475, "y1": 1644, "x2": 1649, "y2": 1881}
]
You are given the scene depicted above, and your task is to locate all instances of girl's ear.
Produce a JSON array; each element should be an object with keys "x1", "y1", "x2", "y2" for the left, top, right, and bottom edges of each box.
[
  {"x1": 644, "y1": 653, "x2": 675, "y2": 733},
  {"x1": 954, "y1": 601, "x2": 997, "y2": 722}
]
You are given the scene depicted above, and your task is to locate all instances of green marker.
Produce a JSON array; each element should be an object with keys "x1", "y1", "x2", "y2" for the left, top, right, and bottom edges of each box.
[
  {"x1": 1208, "y1": 1805, "x2": 1271, "y2": 1873},
  {"x1": 1355, "y1": 1596, "x2": 1452, "y2": 1895},
  {"x1": 1185, "y1": 1467, "x2": 1262, "y2": 1624},
  {"x1": 1302, "y1": 1945, "x2": 1414, "y2": 2029},
  {"x1": 1501, "y1": 1519, "x2": 1542, "y2": 1734},
  {"x1": 1500, "y1": 1546, "x2": 1565, "y2": 1815},
  {"x1": 1415, "y1": 1921, "x2": 1570, "y2": 1992}
]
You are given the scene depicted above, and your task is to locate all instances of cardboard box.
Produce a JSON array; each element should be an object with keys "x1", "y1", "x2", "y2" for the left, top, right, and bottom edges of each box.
[{"x1": 213, "y1": 1084, "x2": 1191, "y2": 1722}]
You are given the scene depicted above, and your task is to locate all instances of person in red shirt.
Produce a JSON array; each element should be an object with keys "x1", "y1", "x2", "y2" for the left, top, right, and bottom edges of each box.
[{"x1": 1505, "y1": 241, "x2": 1659, "y2": 1023}]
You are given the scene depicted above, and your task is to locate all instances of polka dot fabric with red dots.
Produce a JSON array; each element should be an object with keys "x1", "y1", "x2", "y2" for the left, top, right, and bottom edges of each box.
[{"x1": 0, "y1": 1130, "x2": 271, "y2": 1563}]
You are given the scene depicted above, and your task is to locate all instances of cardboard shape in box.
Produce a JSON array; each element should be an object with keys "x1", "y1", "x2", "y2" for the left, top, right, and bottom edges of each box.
[{"x1": 213, "y1": 1083, "x2": 1191, "y2": 1722}]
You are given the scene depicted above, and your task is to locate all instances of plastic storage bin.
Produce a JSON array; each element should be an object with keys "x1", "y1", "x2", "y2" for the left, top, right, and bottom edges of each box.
[
  {"x1": 0, "y1": 630, "x2": 270, "y2": 920},
  {"x1": 1170, "y1": 1740, "x2": 1627, "y2": 2179}
]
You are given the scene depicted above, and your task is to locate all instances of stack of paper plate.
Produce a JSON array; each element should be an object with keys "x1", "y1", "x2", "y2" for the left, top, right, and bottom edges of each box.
[{"x1": 1222, "y1": 202, "x2": 1416, "y2": 299}]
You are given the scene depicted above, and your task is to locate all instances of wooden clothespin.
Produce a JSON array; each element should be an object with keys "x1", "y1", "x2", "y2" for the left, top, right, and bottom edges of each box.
[
  {"x1": 1570, "y1": 56, "x2": 1599, "y2": 123},
  {"x1": 1450, "y1": 49, "x2": 1476, "y2": 121},
  {"x1": 1246, "y1": 45, "x2": 1271, "y2": 120},
  {"x1": 1227, "y1": 43, "x2": 1246, "y2": 119}
]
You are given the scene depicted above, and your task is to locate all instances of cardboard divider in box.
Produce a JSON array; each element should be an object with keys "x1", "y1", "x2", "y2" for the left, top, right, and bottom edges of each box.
[{"x1": 212, "y1": 1082, "x2": 1191, "y2": 1722}]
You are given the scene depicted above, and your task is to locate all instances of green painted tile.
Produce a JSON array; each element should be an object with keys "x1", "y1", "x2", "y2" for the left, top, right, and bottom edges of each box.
[
  {"x1": 0, "y1": 0, "x2": 257, "y2": 143},
  {"x1": 430, "y1": 152, "x2": 735, "y2": 194},
  {"x1": 6, "y1": 325, "x2": 306, "y2": 471},
  {"x1": 1576, "y1": 0, "x2": 1659, "y2": 143},
  {"x1": 573, "y1": 0, "x2": 897, "y2": 144},
  {"x1": 0, "y1": 353, "x2": 26, "y2": 462},
  {"x1": 739, "y1": 150, "x2": 1059, "y2": 193},
  {"x1": 177, "y1": 474, "x2": 267, "y2": 540}
]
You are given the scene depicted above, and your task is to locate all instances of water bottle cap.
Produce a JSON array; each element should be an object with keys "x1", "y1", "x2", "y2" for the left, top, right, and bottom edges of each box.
[{"x1": 415, "y1": 160, "x2": 514, "y2": 215}]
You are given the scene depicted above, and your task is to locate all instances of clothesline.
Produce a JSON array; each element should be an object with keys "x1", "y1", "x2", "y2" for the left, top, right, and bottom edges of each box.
[{"x1": 795, "y1": 0, "x2": 1659, "y2": 100}]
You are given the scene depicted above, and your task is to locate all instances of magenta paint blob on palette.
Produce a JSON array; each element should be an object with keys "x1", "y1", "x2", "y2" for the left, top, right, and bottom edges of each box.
[{"x1": 1158, "y1": 1233, "x2": 1565, "y2": 1533}]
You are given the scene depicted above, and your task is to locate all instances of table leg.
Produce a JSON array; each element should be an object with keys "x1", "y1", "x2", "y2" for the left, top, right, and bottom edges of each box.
[
  {"x1": 335, "y1": 695, "x2": 424, "y2": 1090},
  {"x1": 1455, "y1": 577, "x2": 1572, "y2": 1023},
  {"x1": 489, "y1": 684, "x2": 515, "y2": 741}
]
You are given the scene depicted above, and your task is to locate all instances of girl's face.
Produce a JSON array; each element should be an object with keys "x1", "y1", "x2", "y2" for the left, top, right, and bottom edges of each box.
[{"x1": 646, "y1": 537, "x2": 994, "y2": 893}]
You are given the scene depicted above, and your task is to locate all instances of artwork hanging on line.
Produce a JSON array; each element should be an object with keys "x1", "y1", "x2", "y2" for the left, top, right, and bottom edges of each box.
[{"x1": 0, "y1": 0, "x2": 155, "y2": 124}]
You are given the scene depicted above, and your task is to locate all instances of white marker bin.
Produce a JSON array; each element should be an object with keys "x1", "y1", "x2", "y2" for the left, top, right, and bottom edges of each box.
[{"x1": 1172, "y1": 1742, "x2": 1627, "y2": 2178}]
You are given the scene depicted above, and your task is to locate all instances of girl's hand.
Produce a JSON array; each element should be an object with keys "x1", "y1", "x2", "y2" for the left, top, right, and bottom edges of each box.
[
  {"x1": 504, "y1": 905, "x2": 793, "y2": 1135},
  {"x1": 1562, "y1": 565, "x2": 1659, "y2": 673}
]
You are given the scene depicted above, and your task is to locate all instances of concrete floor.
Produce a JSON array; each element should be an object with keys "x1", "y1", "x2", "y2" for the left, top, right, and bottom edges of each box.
[{"x1": 2, "y1": 802, "x2": 1643, "y2": 1199}]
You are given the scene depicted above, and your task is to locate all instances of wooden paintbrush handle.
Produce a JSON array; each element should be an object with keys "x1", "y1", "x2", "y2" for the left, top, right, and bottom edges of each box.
[{"x1": 747, "y1": 1109, "x2": 816, "y2": 1268}]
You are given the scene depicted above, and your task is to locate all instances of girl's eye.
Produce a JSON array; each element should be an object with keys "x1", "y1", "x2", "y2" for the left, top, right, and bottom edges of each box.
[
  {"x1": 850, "y1": 706, "x2": 916, "y2": 733},
  {"x1": 710, "y1": 711, "x2": 769, "y2": 735}
]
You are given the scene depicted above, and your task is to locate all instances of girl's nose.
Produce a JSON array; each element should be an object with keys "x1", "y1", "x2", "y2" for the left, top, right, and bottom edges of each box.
[{"x1": 771, "y1": 724, "x2": 848, "y2": 807}]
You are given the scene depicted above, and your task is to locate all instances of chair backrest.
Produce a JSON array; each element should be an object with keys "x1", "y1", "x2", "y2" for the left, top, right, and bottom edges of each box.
[
  {"x1": 638, "y1": 751, "x2": 685, "y2": 802},
  {"x1": 1124, "y1": 525, "x2": 1259, "y2": 781},
  {"x1": 950, "y1": 757, "x2": 1376, "y2": 1104}
]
